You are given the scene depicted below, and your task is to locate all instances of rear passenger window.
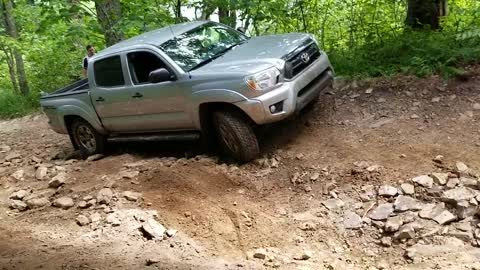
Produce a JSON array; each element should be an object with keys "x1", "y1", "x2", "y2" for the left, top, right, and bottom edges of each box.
[{"x1": 94, "y1": 56, "x2": 125, "y2": 87}]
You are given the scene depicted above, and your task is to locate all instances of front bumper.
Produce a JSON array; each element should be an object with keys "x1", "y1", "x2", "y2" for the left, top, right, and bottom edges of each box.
[{"x1": 235, "y1": 53, "x2": 334, "y2": 125}]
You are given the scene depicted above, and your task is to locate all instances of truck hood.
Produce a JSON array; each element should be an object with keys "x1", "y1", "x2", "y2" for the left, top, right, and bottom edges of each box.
[{"x1": 190, "y1": 33, "x2": 313, "y2": 75}]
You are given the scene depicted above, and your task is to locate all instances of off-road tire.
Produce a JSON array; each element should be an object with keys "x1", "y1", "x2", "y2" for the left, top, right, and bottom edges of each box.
[
  {"x1": 213, "y1": 110, "x2": 259, "y2": 163},
  {"x1": 70, "y1": 119, "x2": 106, "y2": 158}
]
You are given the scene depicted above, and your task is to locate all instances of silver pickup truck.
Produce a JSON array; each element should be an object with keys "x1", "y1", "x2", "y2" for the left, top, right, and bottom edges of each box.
[{"x1": 40, "y1": 21, "x2": 334, "y2": 162}]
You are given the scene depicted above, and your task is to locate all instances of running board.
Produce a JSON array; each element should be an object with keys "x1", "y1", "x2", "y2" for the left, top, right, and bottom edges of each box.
[{"x1": 108, "y1": 132, "x2": 201, "y2": 143}]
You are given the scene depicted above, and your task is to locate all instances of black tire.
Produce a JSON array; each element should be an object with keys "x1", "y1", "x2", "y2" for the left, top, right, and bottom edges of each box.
[
  {"x1": 70, "y1": 118, "x2": 106, "y2": 158},
  {"x1": 213, "y1": 110, "x2": 260, "y2": 163}
]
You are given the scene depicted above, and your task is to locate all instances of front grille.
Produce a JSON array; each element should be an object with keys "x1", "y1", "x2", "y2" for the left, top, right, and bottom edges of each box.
[{"x1": 284, "y1": 42, "x2": 321, "y2": 79}]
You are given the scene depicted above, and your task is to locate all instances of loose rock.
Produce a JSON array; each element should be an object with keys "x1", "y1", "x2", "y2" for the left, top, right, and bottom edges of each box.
[
  {"x1": 442, "y1": 187, "x2": 476, "y2": 203},
  {"x1": 433, "y1": 210, "x2": 456, "y2": 225},
  {"x1": 394, "y1": 224, "x2": 415, "y2": 240},
  {"x1": 106, "y1": 214, "x2": 122, "y2": 226},
  {"x1": 77, "y1": 201, "x2": 88, "y2": 209},
  {"x1": 412, "y1": 175, "x2": 433, "y2": 188},
  {"x1": 378, "y1": 185, "x2": 398, "y2": 197},
  {"x1": 5, "y1": 152, "x2": 21, "y2": 161},
  {"x1": 10, "y1": 200, "x2": 27, "y2": 211},
  {"x1": 141, "y1": 218, "x2": 166, "y2": 240},
  {"x1": 35, "y1": 166, "x2": 48, "y2": 180},
  {"x1": 448, "y1": 230, "x2": 473, "y2": 241},
  {"x1": 419, "y1": 203, "x2": 445, "y2": 220},
  {"x1": 456, "y1": 162, "x2": 469, "y2": 174},
  {"x1": 322, "y1": 199, "x2": 345, "y2": 210},
  {"x1": 401, "y1": 183, "x2": 415, "y2": 195},
  {"x1": 26, "y1": 198, "x2": 50, "y2": 209},
  {"x1": 310, "y1": 172, "x2": 320, "y2": 181},
  {"x1": 166, "y1": 229, "x2": 177, "y2": 237},
  {"x1": 431, "y1": 173, "x2": 449, "y2": 185},
  {"x1": 120, "y1": 170, "x2": 140, "y2": 179},
  {"x1": 446, "y1": 178, "x2": 460, "y2": 188},
  {"x1": 300, "y1": 222, "x2": 317, "y2": 231},
  {"x1": 385, "y1": 216, "x2": 403, "y2": 232},
  {"x1": 97, "y1": 188, "x2": 113, "y2": 205},
  {"x1": 343, "y1": 211, "x2": 363, "y2": 229},
  {"x1": 253, "y1": 248, "x2": 267, "y2": 259},
  {"x1": 380, "y1": 237, "x2": 392, "y2": 247},
  {"x1": 53, "y1": 197, "x2": 74, "y2": 209},
  {"x1": 86, "y1": 154, "x2": 104, "y2": 162},
  {"x1": 460, "y1": 177, "x2": 478, "y2": 189},
  {"x1": 48, "y1": 173, "x2": 66, "y2": 188},
  {"x1": 123, "y1": 191, "x2": 142, "y2": 202},
  {"x1": 456, "y1": 200, "x2": 478, "y2": 219},
  {"x1": 427, "y1": 186, "x2": 443, "y2": 197},
  {"x1": 76, "y1": 215, "x2": 91, "y2": 226},
  {"x1": 394, "y1": 195, "x2": 422, "y2": 212},
  {"x1": 433, "y1": 155, "x2": 444, "y2": 163},
  {"x1": 11, "y1": 169, "x2": 24, "y2": 181},
  {"x1": 294, "y1": 250, "x2": 312, "y2": 261},
  {"x1": 9, "y1": 190, "x2": 28, "y2": 200},
  {"x1": 368, "y1": 203, "x2": 394, "y2": 221}
]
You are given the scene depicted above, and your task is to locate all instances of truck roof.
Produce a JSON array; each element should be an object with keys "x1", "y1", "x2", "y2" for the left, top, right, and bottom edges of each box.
[{"x1": 95, "y1": 20, "x2": 208, "y2": 58}]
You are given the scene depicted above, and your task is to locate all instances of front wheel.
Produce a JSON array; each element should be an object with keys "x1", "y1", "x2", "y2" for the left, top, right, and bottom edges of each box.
[
  {"x1": 213, "y1": 110, "x2": 260, "y2": 163},
  {"x1": 70, "y1": 119, "x2": 106, "y2": 157}
]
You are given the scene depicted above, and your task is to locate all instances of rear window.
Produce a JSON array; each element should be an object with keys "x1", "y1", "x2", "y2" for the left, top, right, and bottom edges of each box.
[{"x1": 94, "y1": 56, "x2": 125, "y2": 87}]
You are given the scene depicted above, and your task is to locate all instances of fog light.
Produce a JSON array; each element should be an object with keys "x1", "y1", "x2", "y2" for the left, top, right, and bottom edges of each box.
[
  {"x1": 269, "y1": 105, "x2": 276, "y2": 113},
  {"x1": 269, "y1": 101, "x2": 284, "y2": 114}
]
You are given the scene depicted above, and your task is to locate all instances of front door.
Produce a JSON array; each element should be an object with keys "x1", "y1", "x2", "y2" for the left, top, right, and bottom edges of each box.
[
  {"x1": 125, "y1": 50, "x2": 193, "y2": 132},
  {"x1": 90, "y1": 54, "x2": 137, "y2": 132}
]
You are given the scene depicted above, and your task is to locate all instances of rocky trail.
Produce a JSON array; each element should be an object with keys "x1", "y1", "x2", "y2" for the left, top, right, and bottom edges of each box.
[{"x1": 1, "y1": 68, "x2": 480, "y2": 270}]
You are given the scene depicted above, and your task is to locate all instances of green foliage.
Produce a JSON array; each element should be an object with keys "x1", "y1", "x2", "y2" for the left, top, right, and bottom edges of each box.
[
  {"x1": 0, "y1": 89, "x2": 39, "y2": 118},
  {"x1": 330, "y1": 31, "x2": 480, "y2": 78}
]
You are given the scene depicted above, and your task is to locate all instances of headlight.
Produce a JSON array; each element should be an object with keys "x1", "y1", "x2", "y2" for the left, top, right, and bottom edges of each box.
[{"x1": 245, "y1": 67, "x2": 281, "y2": 91}]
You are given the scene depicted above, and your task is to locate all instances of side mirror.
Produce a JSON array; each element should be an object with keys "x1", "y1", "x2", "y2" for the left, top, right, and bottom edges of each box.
[{"x1": 149, "y1": 68, "x2": 172, "y2": 83}]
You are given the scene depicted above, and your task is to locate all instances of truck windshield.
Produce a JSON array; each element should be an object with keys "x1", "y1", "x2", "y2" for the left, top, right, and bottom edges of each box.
[{"x1": 160, "y1": 22, "x2": 248, "y2": 72}]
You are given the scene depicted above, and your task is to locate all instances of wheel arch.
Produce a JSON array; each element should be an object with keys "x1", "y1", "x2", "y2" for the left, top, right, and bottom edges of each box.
[{"x1": 198, "y1": 102, "x2": 256, "y2": 133}]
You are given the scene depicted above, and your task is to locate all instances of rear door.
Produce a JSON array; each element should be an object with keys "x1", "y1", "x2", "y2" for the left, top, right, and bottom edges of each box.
[
  {"x1": 89, "y1": 54, "x2": 138, "y2": 132},
  {"x1": 125, "y1": 49, "x2": 193, "y2": 131}
]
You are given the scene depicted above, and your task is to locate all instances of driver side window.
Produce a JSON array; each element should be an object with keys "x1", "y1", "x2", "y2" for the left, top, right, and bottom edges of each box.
[{"x1": 127, "y1": 51, "x2": 167, "y2": 84}]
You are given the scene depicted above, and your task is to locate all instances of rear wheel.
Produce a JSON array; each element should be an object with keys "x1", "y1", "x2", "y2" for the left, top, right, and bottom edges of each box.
[
  {"x1": 70, "y1": 119, "x2": 106, "y2": 157},
  {"x1": 213, "y1": 110, "x2": 260, "y2": 163}
]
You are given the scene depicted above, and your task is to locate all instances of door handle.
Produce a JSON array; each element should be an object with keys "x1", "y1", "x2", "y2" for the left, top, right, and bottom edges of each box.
[
  {"x1": 132, "y1": 92, "x2": 143, "y2": 98},
  {"x1": 95, "y1": 97, "x2": 105, "y2": 102}
]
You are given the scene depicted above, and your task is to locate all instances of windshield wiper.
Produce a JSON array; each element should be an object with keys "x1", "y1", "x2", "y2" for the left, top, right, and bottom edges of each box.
[{"x1": 189, "y1": 42, "x2": 243, "y2": 71}]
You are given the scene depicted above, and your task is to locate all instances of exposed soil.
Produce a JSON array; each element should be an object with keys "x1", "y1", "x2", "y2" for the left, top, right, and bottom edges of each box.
[{"x1": 1, "y1": 67, "x2": 480, "y2": 270}]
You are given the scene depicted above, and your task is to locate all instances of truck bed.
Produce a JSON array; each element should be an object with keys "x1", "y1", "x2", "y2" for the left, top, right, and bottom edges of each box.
[{"x1": 40, "y1": 79, "x2": 89, "y2": 99}]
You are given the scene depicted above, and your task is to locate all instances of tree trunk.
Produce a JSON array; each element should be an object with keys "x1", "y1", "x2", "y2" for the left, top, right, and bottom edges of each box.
[
  {"x1": 1, "y1": 46, "x2": 19, "y2": 93},
  {"x1": 218, "y1": 1, "x2": 236, "y2": 28},
  {"x1": 95, "y1": 0, "x2": 124, "y2": 46},
  {"x1": 1, "y1": 0, "x2": 30, "y2": 95},
  {"x1": 406, "y1": 0, "x2": 447, "y2": 30},
  {"x1": 174, "y1": 0, "x2": 182, "y2": 20},
  {"x1": 200, "y1": 0, "x2": 215, "y2": 20}
]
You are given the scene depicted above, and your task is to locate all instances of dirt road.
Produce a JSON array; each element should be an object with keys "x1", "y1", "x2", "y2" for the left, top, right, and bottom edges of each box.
[{"x1": 1, "y1": 70, "x2": 480, "y2": 269}]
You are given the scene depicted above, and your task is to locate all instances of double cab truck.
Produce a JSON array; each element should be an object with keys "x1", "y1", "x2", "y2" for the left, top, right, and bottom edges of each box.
[{"x1": 40, "y1": 21, "x2": 334, "y2": 162}]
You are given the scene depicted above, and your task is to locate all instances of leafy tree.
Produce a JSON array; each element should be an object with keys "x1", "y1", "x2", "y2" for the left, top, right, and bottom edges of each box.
[
  {"x1": 95, "y1": 0, "x2": 124, "y2": 46},
  {"x1": 0, "y1": 0, "x2": 29, "y2": 95}
]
